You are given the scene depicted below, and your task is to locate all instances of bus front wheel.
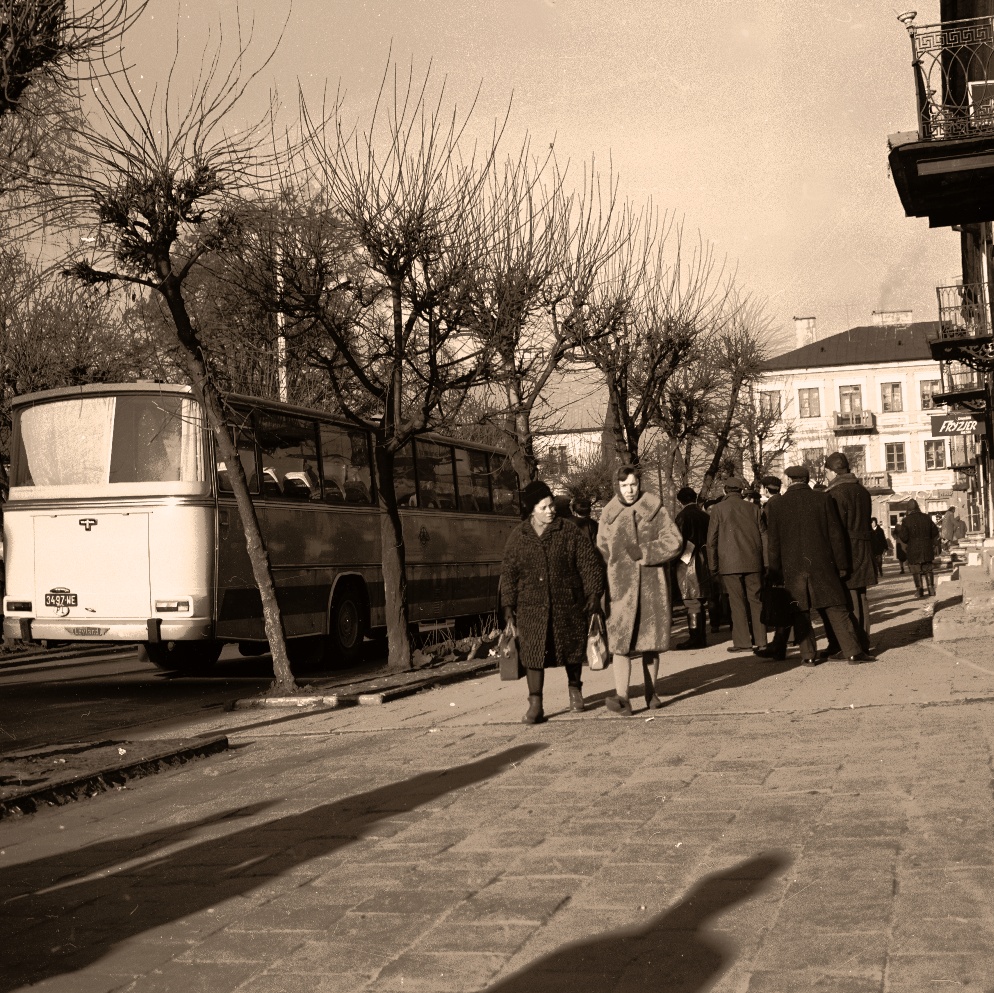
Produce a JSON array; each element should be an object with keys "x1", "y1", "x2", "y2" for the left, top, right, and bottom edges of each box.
[
  {"x1": 141, "y1": 640, "x2": 222, "y2": 675},
  {"x1": 327, "y1": 585, "x2": 366, "y2": 666}
]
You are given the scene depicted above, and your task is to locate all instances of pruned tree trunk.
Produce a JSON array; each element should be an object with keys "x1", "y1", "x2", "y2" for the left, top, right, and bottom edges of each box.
[
  {"x1": 374, "y1": 444, "x2": 412, "y2": 670},
  {"x1": 159, "y1": 276, "x2": 297, "y2": 694}
]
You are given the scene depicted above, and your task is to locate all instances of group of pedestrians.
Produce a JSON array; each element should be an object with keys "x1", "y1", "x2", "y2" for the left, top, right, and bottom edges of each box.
[{"x1": 499, "y1": 450, "x2": 922, "y2": 725}]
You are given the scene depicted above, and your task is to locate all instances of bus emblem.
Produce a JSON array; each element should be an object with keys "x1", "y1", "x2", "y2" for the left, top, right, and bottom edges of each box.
[
  {"x1": 79, "y1": 518, "x2": 98, "y2": 531},
  {"x1": 418, "y1": 526, "x2": 430, "y2": 546}
]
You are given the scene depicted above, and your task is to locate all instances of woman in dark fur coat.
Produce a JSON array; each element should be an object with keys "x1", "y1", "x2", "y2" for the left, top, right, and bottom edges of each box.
[
  {"x1": 597, "y1": 465, "x2": 683, "y2": 714},
  {"x1": 500, "y1": 480, "x2": 604, "y2": 724}
]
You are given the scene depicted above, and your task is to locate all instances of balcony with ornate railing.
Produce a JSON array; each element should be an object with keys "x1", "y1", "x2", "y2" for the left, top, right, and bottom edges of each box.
[
  {"x1": 904, "y1": 13, "x2": 994, "y2": 142},
  {"x1": 930, "y1": 283, "x2": 994, "y2": 363},
  {"x1": 888, "y1": 13, "x2": 994, "y2": 226},
  {"x1": 833, "y1": 410, "x2": 877, "y2": 434}
]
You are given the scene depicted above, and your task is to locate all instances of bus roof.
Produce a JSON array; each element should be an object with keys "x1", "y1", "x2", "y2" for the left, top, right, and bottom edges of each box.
[{"x1": 10, "y1": 383, "x2": 511, "y2": 456}]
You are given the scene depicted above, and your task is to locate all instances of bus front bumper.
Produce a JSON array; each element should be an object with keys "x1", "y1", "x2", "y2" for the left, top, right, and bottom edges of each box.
[{"x1": 3, "y1": 617, "x2": 213, "y2": 644}]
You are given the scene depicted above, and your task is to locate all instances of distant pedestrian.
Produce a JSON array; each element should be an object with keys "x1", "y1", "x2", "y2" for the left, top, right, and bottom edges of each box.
[
  {"x1": 571, "y1": 496, "x2": 599, "y2": 544},
  {"x1": 597, "y1": 465, "x2": 683, "y2": 714},
  {"x1": 553, "y1": 494, "x2": 574, "y2": 521},
  {"x1": 896, "y1": 500, "x2": 939, "y2": 598},
  {"x1": 706, "y1": 476, "x2": 768, "y2": 654},
  {"x1": 673, "y1": 487, "x2": 712, "y2": 649},
  {"x1": 825, "y1": 451, "x2": 876, "y2": 650},
  {"x1": 500, "y1": 480, "x2": 604, "y2": 724},
  {"x1": 895, "y1": 535, "x2": 907, "y2": 573},
  {"x1": 702, "y1": 498, "x2": 730, "y2": 631},
  {"x1": 870, "y1": 518, "x2": 891, "y2": 579},
  {"x1": 766, "y1": 465, "x2": 873, "y2": 665}
]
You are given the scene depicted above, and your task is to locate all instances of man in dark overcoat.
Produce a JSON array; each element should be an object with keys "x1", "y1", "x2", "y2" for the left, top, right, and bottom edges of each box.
[
  {"x1": 755, "y1": 474, "x2": 793, "y2": 661},
  {"x1": 706, "y1": 476, "x2": 767, "y2": 653},
  {"x1": 766, "y1": 465, "x2": 873, "y2": 664},
  {"x1": 674, "y1": 487, "x2": 712, "y2": 649},
  {"x1": 825, "y1": 451, "x2": 876, "y2": 650},
  {"x1": 896, "y1": 499, "x2": 939, "y2": 597}
]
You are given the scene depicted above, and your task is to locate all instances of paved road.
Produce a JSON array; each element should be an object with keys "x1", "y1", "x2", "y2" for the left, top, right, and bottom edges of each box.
[
  {"x1": 3, "y1": 568, "x2": 994, "y2": 992},
  {"x1": 0, "y1": 640, "x2": 389, "y2": 756}
]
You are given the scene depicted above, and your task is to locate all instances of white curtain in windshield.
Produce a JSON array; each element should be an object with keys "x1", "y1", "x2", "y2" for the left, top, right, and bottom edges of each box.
[
  {"x1": 18, "y1": 397, "x2": 115, "y2": 486},
  {"x1": 178, "y1": 398, "x2": 204, "y2": 481}
]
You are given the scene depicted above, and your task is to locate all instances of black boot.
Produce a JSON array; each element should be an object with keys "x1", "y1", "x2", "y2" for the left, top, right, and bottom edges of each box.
[
  {"x1": 695, "y1": 614, "x2": 708, "y2": 647},
  {"x1": 523, "y1": 668, "x2": 546, "y2": 724},
  {"x1": 643, "y1": 658, "x2": 662, "y2": 709},
  {"x1": 566, "y1": 664, "x2": 584, "y2": 712}
]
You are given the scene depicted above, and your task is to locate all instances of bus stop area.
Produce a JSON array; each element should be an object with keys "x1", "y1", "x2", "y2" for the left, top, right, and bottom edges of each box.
[{"x1": 2, "y1": 568, "x2": 994, "y2": 991}]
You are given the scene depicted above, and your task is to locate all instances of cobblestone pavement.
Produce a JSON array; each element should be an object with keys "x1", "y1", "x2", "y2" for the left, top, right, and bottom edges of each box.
[{"x1": 2, "y1": 570, "x2": 993, "y2": 993}]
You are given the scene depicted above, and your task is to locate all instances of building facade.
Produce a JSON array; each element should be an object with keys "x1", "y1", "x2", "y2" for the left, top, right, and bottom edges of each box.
[{"x1": 757, "y1": 317, "x2": 982, "y2": 536}]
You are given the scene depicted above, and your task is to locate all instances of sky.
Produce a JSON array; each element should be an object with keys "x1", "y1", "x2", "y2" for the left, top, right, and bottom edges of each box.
[{"x1": 120, "y1": 0, "x2": 960, "y2": 354}]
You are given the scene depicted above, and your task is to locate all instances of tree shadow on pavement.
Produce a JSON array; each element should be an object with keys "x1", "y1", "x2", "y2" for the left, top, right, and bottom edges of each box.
[
  {"x1": 643, "y1": 656, "x2": 805, "y2": 708},
  {"x1": 871, "y1": 614, "x2": 934, "y2": 654},
  {"x1": 0, "y1": 743, "x2": 545, "y2": 991},
  {"x1": 484, "y1": 852, "x2": 790, "y2": 992}
]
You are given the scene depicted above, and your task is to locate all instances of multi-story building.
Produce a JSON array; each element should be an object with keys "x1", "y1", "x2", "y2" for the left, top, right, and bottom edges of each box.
[{"x1": 757, "y1": 314, "x2": 983, "y2": 536}]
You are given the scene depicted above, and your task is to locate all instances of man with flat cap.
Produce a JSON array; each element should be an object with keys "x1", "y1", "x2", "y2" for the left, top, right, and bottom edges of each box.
[
  {"x1": 756, "y1": 473, "x2": 793, "y2": 661},
  {"x1": 824, "y1": 451, "x2": 876, "y2": 652},
  {"x1": 766, "y1": 465, "x2": 873, "y2": 665},
  {"x1": 706, "y1": 475, "x2": 767, "y2": 653}
]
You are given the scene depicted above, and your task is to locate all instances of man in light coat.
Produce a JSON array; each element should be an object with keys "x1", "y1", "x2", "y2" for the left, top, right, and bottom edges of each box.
[{"x1": 706, "y1": 476, "x2": 767, "y2": 653}]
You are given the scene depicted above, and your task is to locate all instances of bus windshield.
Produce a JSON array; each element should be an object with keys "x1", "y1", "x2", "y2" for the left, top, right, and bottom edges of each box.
[{"x1": 11, "y1": 393, "x2": 205, "y2": 487}]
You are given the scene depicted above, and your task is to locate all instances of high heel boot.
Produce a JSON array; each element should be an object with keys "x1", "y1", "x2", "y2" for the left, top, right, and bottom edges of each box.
[
  {"x1": 643, "y1": 657, "x2": 663, "y2": 709},
  {"x1": 566, "y1": 664, "x2": 584, "y2": 712}
]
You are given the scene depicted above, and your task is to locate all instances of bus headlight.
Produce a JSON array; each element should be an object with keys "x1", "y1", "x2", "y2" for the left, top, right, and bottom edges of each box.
[{"x1": 155, "y1": 599, "x2": 191, "y2": 613}]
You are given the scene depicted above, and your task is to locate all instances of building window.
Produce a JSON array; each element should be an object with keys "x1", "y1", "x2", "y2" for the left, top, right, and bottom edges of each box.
[
  {"x1": 920, "y1": 380, "x2": 941, "y2": 409},
  {"x1": 881, "y1": 382, "x2": 903, "y2": 412},
  {"x1": 842, "y1": 446, "x2": 866, "y2": 476},
  {"x1": 758, "y1": 390, "x2": 781, "y2": 417},
  {"x1": 924, "y1": 439, "x2": 947, "y2": 470},
  {"x1": 885, "y1": 442, "x2": 907, "y2": 473},
  {"x1": 542, "y1": 444, "x2": 568, "y2": 475},
  {"x1": 798, "y1": 387, "x2": 820, "y2": 418},
  {"x1": 800, "y1": 447, "x2": 824, "y2": 470},
  {"x1": 839, "y1": 385, "x2": 862, "y2": 413}
]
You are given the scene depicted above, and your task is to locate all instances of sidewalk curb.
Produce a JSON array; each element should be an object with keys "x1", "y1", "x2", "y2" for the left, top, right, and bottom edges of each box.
[
  {"x1": 351, "y1": 658, "x2": 498, "y2": 705},
  {"x1": 0, "y1": 643, "x2": 137, "y2": 667},
  {"x1": 0, "y1": 736, "x2": 229, "y2": 819},
  {"x1": 231, "y1": 695, "x2": 340, "y2": 710}
]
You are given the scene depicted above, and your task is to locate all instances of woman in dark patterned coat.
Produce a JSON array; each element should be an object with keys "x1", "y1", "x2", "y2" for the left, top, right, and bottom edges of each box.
[
  {"x1": 597, "y1": 465, "x2": 683, "y2": 714},
  {"x1": 500, "y1": 480, "x2": 604, "y2": 724}
]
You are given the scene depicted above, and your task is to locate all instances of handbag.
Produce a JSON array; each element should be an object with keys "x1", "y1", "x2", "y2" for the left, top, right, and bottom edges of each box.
[
  {"x1": 586, "y1": 614, "x2": 608, "y2": 670},
  {"x1": 496, "y1": 623, "x2": 524, "y2": 680}
]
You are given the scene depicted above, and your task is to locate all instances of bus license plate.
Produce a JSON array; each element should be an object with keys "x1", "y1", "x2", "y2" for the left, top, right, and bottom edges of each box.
[{"x1": 45, "y1": 592, "x2": 78, "y2": 607}]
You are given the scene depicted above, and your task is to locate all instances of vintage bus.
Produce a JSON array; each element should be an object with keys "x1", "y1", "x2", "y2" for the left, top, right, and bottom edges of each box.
[{"x1": 2, "y1": 383, "x2": 520, "y2": 672}]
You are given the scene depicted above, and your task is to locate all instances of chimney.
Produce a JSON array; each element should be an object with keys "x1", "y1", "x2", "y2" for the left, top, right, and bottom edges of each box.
[
  {"x1": 793, "y1": 316, "x2": 816, "y2": 349},
  {"x1": 871, "y1": 309, "x2": 912, "y2": 326}
]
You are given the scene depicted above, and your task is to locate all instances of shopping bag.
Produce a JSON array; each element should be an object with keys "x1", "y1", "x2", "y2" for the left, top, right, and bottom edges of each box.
[
  {"x1": 586, "y1": 614, "x2": 608, "y2": 670},
  {"x1": 496, "y1": 624, "x2": 524, "y2": 680}
]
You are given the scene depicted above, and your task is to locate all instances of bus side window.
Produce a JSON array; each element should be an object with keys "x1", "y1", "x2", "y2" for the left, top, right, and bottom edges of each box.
[
  {"x1": 454, "y1": 447, "x2": 491, "y2": 512},
  {"x1": 416, "y1": 440, "x2": 456, "y2": 510},
  {"x1": 394, "y1": 440, "x2": 417, "y2": 507},
  {"x1": 345, "y1": 429, "x2": 374, "y2": 504},
  {"x1": 489, "y1": 454, "x2": 520, "y2": 517},
  {"x1": 254, "y1": 412, "x2": 320, "y2": 501},
  {"x1": 216, "y1": 418, "x2": 260, "y2": 495}
]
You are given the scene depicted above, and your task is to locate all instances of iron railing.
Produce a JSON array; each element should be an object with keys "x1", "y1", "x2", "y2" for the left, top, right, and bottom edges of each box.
[
  {"x1": 833, "y1": 410, "x2": 876, "y2": 432},
  {"x1": 935, "y1": 283, "x2": 991, "y2": 340},
  {"x1": 902, "y1": 12, "x2": 994, "y2": 141},
  {"x1": 940, "y1": 360, "x2": 985, "y2": 393}
]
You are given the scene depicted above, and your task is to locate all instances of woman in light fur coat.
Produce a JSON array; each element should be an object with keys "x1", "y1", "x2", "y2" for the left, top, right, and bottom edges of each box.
[{"x1": 597, "y1": 464, "x2": 683, "y2": 714}]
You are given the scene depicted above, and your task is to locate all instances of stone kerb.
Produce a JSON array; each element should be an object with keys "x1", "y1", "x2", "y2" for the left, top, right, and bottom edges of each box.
[{"x1": 933, "y1": 563, "x2": 994, "y2": 641}]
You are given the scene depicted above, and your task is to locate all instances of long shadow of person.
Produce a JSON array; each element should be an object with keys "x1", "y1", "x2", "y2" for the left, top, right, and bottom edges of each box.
[
  {"x1": 0, "y1": 743, "x2": 545, "y2": 991},
  {"x1": 484, "y1": 852, "x2": 790, "y2": 992}
]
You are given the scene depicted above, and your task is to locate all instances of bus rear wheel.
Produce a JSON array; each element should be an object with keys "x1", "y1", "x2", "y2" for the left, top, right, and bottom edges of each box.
[
  {"x1": 326, "y1": 585, "x2": 366, "y2": 666},
  {"x1": 141, "y1": 640, "x2": 222, "y2": 675}
]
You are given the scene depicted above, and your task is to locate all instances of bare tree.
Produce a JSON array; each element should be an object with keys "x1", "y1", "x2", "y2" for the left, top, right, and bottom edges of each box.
[
  {"x1": 737, "y1": 385, "x2": 795, "y2": 484},
  {"x1": 698, "y1": 296, "x2": 775, "y2": 499},
  {"x1": 281, "y1": 62, "x2": 507, "y2": 669},
  {"x1": 584, "y1": 213, "x2": 733, "y2": 474},
  {"x1": 42, "y1": 31, "x2": 301, "y2": 693}
]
